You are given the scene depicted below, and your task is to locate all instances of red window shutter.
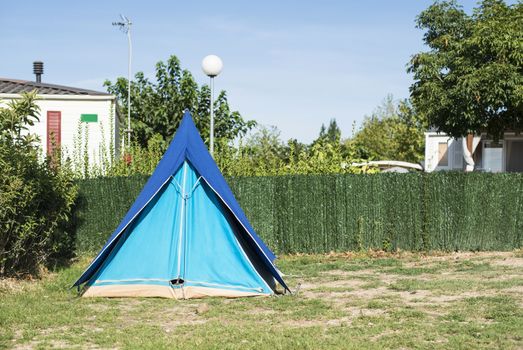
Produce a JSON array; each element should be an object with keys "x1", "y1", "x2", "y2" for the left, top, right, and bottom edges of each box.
[{"x1": 47, "y1": 111, "x2": 61, "y2": 156}]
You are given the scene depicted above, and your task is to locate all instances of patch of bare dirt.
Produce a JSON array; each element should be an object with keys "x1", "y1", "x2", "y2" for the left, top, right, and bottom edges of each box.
[
  {"x1": 402, "y1": 252, "x2": 513, "y2": 266},
  {"x1": 85, "y1": 302, "x2": 113, "y2": 313},
  {"x1": 14, "y1": 340, "x2": 114, "y2": 350},
  {"x1": 110, "y1": 300, "x2": 210, "y2": 332},
  {"x1": 12, "y1": 326, "x2": 111, "y2": 350},
  {"x1": 155, "y1": 311, "x2": 209, "y2": 333},
  {"x1": 502, "y1": 285, "x2": 523, "y2": 307},
  {"x1": 323, "y1": 269, "x2": 354, "y2": 277},
  {"x1": 343, "y1": 286, "x2": 390, "y2": 300},
  {"x1": 490, "y1": 257, "x2": 523, "y2": 268},
  {"x1": 324, "y1": 269, "x2": 375, "y2": 277},
  {"x1": 503, "y1": 285, "x2": 523, "y2": 294},
  {"x1": 322, "y1": 279, "x2": 365, "y2": 289},
  {"x1": 282, "y1": 308, "x2": 385, "y2": 328},
  {"x1": 282, "y1": 319, "x2": 334, "y2": 328},
  {"x1": 0, "y1": 278, "x2": 39, "y2": 294},
  {"x1": 344, "y1": 306, "x2": 387, "y2": 318},
  {"x1": 401, "y1": 290, "x2": 493, "y2": 314},
  {"x1": 248, "y1": 307, "x2": 277, "y2": 316},
  {"x1": 295, "y1": 253, "x2": 521, "y2": 321},
  {"x1": 369, "y1": 329, "x2": 402, "y2": 342}
]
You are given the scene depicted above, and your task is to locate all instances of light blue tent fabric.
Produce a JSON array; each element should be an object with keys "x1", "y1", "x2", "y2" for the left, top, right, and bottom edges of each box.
[
  {"x1": 182, "y1": 162, "x2": 272, "y2": 294},
  {"x1": 85, "y1": 162, "x2": 273, "y2": 296},
  {"x1": 75, "y1": 111, "x2": 287, "y2": 298}
]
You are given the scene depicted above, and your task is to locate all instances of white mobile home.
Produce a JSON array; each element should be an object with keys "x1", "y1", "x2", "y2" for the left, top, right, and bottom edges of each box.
[
  {"x1": 0, "y1": 69, "x2": 120, "y2": 164},
  {"x1": 425, "y1": 131, "x2": 523, "y2": 173}
]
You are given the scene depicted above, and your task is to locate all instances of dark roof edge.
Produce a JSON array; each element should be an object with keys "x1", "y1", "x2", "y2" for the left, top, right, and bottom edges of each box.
[{"x1": 0, "y1": 78, "x2": 111, "y2": 96}]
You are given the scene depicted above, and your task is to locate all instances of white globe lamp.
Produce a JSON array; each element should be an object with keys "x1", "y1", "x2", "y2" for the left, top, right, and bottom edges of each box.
[
  {"x1": 201, "y1": 55, "x2": 223, "y2": 156},
  {"x1": 202, "y1": 55, "x2": 223, "y2": 77}
]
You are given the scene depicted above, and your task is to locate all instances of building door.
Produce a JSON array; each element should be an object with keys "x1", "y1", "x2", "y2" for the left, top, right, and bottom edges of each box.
[
  {"x1": 506, "y1": 140, "x2": 523, "y2": 172},
  {"x1": 47, "y1": 111, "x2": 61, "y2": 156}
]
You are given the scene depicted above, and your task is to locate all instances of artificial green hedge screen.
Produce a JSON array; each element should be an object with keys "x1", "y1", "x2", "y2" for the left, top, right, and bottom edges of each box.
[{"x1": 75, "y1": 172, "x2": 523, "y2": 254}]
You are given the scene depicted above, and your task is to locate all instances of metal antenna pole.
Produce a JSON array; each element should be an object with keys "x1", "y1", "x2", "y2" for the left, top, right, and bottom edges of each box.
[
  {"x1": 126, "y1": 20, "x2": 132, "y2": 148},
  {"x1": 112, "y1": 15, "x2": 133, "y2": 151}
]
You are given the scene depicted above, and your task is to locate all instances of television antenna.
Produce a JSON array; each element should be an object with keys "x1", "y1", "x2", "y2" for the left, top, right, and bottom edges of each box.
[{"x1": 112, "y1": 14, "x2": 133, "y2": 150}]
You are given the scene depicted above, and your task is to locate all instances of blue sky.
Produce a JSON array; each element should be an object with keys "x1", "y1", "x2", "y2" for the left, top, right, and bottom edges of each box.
[{"x1": 1, "y1": 0, "x2": 483, "y2": 142}]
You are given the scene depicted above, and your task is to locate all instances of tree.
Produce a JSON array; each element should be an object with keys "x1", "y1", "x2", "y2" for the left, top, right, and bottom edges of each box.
[
  {"x1": 409, "y1": 0, "x2": 523, "y2": 139},
  {"x1": 326, "y1": 119, "x2": 341, "y2": 142},
  {"x1": 351, "y1": 96, "x2": 426, "y2": 163},
  {"x1": 314, "y1": 119, "x2": 342, "y2": 145},
  {"x1": 394, "y1": 100, "x2": 427, "y2": 163},
  {"x1": 105, "y1": 55, "x2": 256, "y2": 149},
  {"x1": 241, "y1": 125, "x2": 286, "y2": 175}
]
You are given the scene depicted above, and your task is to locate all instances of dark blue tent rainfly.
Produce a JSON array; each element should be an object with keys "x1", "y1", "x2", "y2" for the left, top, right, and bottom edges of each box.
[{"x1": 74, "y1": 110, "x2": 289, "y2": 298}]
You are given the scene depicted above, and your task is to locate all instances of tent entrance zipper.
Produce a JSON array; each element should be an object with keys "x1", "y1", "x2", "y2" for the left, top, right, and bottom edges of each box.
[{"x1": 174, "y1": 162, "x2": 188, "y2": 291}]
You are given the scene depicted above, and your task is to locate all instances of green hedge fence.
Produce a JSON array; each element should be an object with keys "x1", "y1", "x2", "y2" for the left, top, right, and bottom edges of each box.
[{"x1": 75, "y1": 173, "x2": 523, "y2": 254}]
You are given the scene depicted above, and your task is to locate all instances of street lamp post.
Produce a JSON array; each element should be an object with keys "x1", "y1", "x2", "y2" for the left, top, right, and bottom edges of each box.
[
  {"x1": 201, "y1": 55, "x2": 223, "y2": 156},
  {"x1": 112, "y1": 15, "x2": 133, "y2": 150}
]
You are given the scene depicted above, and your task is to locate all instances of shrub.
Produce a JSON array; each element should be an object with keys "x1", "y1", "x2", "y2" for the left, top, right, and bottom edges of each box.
[{"x1": 0, "y1": 92, "x2": 78, "y2": 276}]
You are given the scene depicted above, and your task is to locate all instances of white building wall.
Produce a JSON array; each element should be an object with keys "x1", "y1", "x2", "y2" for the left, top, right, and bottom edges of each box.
[
  {"x1": 424, "y1": 132, "x2": 464, "y2": 172},
  {"x1": 0, "y1": 95, "x2": 119, "y2": 165}
]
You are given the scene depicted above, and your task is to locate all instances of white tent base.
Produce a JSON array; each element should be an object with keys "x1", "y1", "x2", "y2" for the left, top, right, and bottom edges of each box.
[{"x1": 82, "y1": 285, "x2": 271, "y2": 299}]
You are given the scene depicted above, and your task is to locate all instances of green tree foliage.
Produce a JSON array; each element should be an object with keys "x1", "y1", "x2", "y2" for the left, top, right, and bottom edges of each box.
[
  {"x1": 214, "y1": 126, "x2": 286, "y2": 176},
  {"x1": 0, "y1": 92, "x2": 41, "y2": 147},
  {"x1": 409, "y1": 0, "x2": 523, "y2": 139},
  {"x1": 215, "y1": 124, "x2": 378, "y2": 176},
  {"x1": 315, "y1": 119, "x2": 342, "y2": 144},
  {"x1": 351, "y1": 96, "x2": 426, "y2": 163},
  {"x1": 0, "y1": 92, "x2": 77, "y2": 276},
  {"x1": 105, "y1": 55, "x2": 256, "y2": 149},
  {"x1": 234, "y1": 126, "x2": 286, "y2": 175}
]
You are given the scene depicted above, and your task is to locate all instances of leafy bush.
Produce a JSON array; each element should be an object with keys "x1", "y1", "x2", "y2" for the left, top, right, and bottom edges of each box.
[{"x1": 0, "y1": 92, "x2": 78, "y2": 276}]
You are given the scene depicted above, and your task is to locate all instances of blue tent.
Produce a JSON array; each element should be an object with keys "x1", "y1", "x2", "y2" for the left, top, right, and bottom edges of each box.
[{"x1": 74, "y1": 111, "x2": 289, "y2": 298}]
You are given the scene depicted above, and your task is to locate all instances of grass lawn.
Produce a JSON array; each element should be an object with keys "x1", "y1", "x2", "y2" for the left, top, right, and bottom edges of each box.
[{"x1": 1, "y1": 251, "x2": 522, "y2": 349}]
